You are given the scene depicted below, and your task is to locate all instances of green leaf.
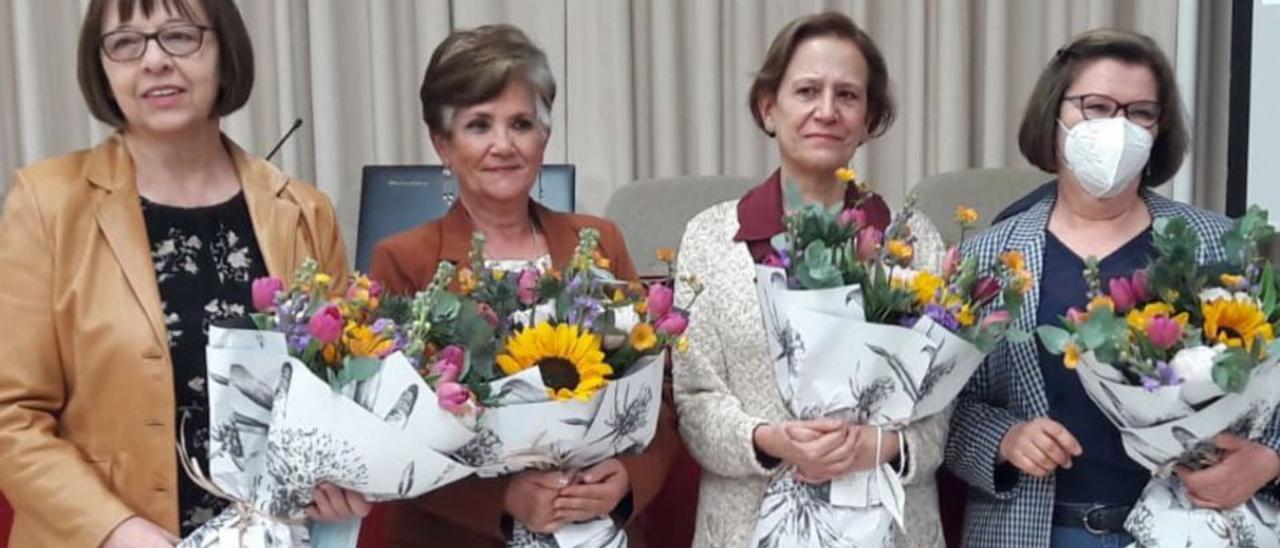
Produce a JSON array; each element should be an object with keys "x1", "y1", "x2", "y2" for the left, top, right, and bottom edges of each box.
[
  {"x1": 1006, "y1": 327, "x2": 1033, "y2": 345},
  {"x1": 1078, "y1": 312, "x2": 1118, "y2": 350},
  {"x1": 1036, "y1": 326, "x2": 1072, "y2": 353},
  {"x1": 344, "y1": 356, "x2": 382, "y2": 383},
  {"x1": 1262, "y1": 263, "x2": 1278, "y2": 319},
  {"x1": 1212, "y1": 348, "x2": 1252, "y2": 393}
]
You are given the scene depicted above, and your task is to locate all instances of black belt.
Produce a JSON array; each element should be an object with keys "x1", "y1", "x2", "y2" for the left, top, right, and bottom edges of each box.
[{"x1": 1051, "y1": 503, "x2": 1132, "y2": 534}]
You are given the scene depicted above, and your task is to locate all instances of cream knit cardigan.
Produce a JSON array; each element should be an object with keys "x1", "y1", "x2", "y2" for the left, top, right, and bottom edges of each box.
[{"x1": 673, "y1": 200, "x2": 949, "y2": 548}]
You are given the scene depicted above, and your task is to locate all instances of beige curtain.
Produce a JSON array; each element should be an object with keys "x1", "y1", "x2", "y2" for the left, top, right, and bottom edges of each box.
[{"x1": 0, "y1": 0, "x2": 1232, "y2": 258}]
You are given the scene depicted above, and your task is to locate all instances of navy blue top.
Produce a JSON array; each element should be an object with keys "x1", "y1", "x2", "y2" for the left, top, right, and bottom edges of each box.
[{"x1": 1038, "y1": 228, "x2": 1153, "y2": 505}]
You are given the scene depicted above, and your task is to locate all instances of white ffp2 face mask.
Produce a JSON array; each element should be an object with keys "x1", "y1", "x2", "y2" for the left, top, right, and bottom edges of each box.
[{"x1": 1059, "y1": 117, "x2": 1155, "y2": 199}]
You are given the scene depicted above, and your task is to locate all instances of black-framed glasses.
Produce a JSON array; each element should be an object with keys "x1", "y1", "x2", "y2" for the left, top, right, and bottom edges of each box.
[
  {"x1": 1063, "y1": 93, "x2": 1162, "y2": 129},
  {"x1": 100, "y1": 24, "x2": 211, "y2": 62}
]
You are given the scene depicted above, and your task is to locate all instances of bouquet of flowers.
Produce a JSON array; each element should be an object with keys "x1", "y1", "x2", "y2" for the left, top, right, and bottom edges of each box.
[
  {"x1": 1037, "y1": 206, "x2": 1280, "y2": 547},
  {"x1": 752, "y1": 170, "x2": 1028, "y2": 547},
  {"x1": 180, "y1": 262, "x2": 474, "y2": 548},
  {"x1": 390, "y1": 230, "x2": 695, "y2": 548}
]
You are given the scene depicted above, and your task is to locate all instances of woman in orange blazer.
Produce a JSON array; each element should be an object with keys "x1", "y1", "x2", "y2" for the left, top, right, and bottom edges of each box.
[
  {"x1": 0, "y1": 1, "x2": 364, "y2": 546},
  {"x1": 369, "y1": 24, "x2": 680, "y2": 548}
]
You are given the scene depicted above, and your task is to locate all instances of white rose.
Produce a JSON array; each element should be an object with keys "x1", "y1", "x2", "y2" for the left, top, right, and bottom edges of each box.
[
  {"x1": 1169, "y1": 345, "x2": 1225, "y2": 405},
  {"x1": 1198, "y1": 287, "x2": 1232, "y2": 303},
  {"x1": 603, "y1": 306, "x2": 641, "y2": 350},
  {"x1": 509, "y1": 302, "x2": 557, "y2": 328},
  {"x1": 890, "y1": 268, "x2": 919, "y2": 287}
]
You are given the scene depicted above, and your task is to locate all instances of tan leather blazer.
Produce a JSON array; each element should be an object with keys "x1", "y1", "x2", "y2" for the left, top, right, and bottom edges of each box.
[{"x1": 0, "y1": 133, "x2": 347, "y2": 547}]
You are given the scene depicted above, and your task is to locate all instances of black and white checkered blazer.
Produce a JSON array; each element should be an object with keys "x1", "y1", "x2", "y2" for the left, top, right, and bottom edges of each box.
[{"x1": 943, "y1": 187, "x2": 1280, "y2": 547}]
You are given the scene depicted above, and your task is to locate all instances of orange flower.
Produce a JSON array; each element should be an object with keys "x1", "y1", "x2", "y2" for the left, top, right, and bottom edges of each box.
[
  {"x1": 457, "y1": 267, "x2": 478, "y2": 294},
  {"x1": 1087, "y1": 295, "x2": 1115, "y2": 313},
  {"x1": 954, "y1": 205, "x2": 979, "y2": 226},
  {"x1": 1000, "y1": 250, "x2": 1025, "y2": 273},
  {"x1": 593, "y1": 251, "x2": 610, "y2": 270},
  {"x1": 656, "y1": 248, "x2": 677, "y2": 263}
]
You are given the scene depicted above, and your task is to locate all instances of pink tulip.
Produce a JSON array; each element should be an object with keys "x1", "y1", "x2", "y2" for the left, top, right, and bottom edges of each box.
[
  {"x1": 655, "y1": 313, "x2": 689, "y2": 336},
  {"x1": 1066, "y1": 307, "x2": 1089, "y2": 325},
  {"x1": 838, "y1": 208, "x2": 867, "y2": 229},
  {"x1": 437, "y1": 345, "x2": 465, "y2": 368},
  {"x1": 307, "y1": 305, "x2": 344, "y2": 344},
  {"x1": 251, "y1": 277, "x2": 285, "y2": 312},
  {"x1": 1108, "y1": 277, "x2": 1136, "y2": 312},
  {"x1": 856, "y1": 228, "x2": 883, "y2": 262},
  {"x1": 979, "y1": 309, "x2": 1012, "y2": 329},
  {"x1": 368, "y1": 280, "x2": 384, "y2": 300},
  {"x1": 971, "y1": 277, "x2": 1001, "y2": 305},
  {"x1": 436, "y1": 382, "x2": 471, "y2": 414},
  {"x1": 647, "y1": 284, "x2": 674, "y2": 321},
  {"x1": 517, "y1": 268, "x2": 540, "y2": 305},
  {"x1": 1130, "y1": 270, "x2": 1150, "y2": 303},
  {"x1": 942, "y1": 247, "x2": 962, "y2": 279},
  {"x1": 1145, "y1": 316, "x2": 1183, "y2": 350},
  {"x1": 430, "y1": 359, "x2": 461, "y2": 383}
]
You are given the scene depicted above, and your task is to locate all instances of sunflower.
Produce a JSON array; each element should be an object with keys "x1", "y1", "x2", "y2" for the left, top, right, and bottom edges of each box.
[
  {"x1": 496, "y1": 322, "x2": 613, "y2": 401},
  {"x1": 1202, "y1": 297, "x2": 1275, "y2": 352}
]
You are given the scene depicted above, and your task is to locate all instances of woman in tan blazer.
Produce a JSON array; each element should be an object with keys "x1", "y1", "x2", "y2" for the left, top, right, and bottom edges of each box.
[
  {"x1": 0, "y1": 1, "x2": 363, "y2": 546},
  {"x1": 369, "y1": 24, "x2": 680, "y2": 548}
]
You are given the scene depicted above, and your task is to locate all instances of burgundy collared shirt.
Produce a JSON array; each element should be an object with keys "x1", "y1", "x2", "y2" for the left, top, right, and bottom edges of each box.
[{"x1": 732, "y1": 169, "x2": 892, "y2": 263}]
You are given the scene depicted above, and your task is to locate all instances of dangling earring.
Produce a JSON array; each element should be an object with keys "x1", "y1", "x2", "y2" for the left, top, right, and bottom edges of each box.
[{"x1": 442, "y1": 164, "x2": 453, "y2": 178}]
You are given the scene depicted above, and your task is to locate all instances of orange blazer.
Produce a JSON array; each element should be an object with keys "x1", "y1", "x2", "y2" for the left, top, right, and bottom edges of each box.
[
  {"x1": 370, "y1": 202, "x2": 681, "y2": 548},
  {"x1": 0, "y1": 134, "x2": 348, "y2": 547}
]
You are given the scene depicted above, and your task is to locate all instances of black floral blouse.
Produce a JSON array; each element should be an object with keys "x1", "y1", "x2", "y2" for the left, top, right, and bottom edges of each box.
[{"x1": 141, "y1": 192, "x2": 268, "y2": 535}]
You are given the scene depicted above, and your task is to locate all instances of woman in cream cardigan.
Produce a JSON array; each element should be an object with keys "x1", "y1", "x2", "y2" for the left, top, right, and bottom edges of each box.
[{"x1": 673, "y1": 12, "x2": 947, "y2": 548}]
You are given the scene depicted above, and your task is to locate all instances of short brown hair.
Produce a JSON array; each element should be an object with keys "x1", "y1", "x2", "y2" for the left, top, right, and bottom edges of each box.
[
  {"x1": 749, "y1": 12, "x2": 895, "y2": 139},
  {"x1": 1018, "y1": 29, "x2": 1188, "y2": 187},
  {"x1": 420, "y1": 25, "x2": 556, "y2": 137},
  {"x1": 77, "y1": 0, "x2": 254, "y2": 128}
]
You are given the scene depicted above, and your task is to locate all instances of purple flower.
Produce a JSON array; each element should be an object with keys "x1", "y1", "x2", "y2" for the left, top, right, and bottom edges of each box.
[
  {"x1": 436, "y1": 382, "x2": 472, "y2": 414},
  {"x1": 838, "y1": 208, "x2": 867, "y2": 229},
  {"x1": 287, "y1": 332, "x2": 313, "y2": 354},
  {"x1": 1109, "y1": 277, "x2": 1137, "y2": 312},
  {"x1": 1130, "y1": 269, "x2": 1150, "y2": 303},
  {"x1": 971, "y1": 277, "x2": 1001, "y2": 305},
  {"x1": 252, "y1": 277, "x2": 285, "y2": 312},
  {"x1": 437, "y1": 345, "x2": 465, "y2": 368},
  {"x1": 569, "y1": 296, "x2": 604, "y2": 326},
  {"x1": 517, "y1": 268, "x2": 540, "y2": 305},
  {"x1": 371, "y1": 318, "x2": 395, "y2": 334},
  {"x1": 647, "y1": 284, "x2": 674, "y2": 320},
  {"x1": 922, "y1": 303, "x2": 960, "y2": 332},
  {"x1": 980, "y1": 310, "x2": 1012, "y2": 329},
  {"x1": 430, "y1": 359, "x2": 461, "y2": 384},
  {"x1": 1140, "y1": 360, "x2": 1183, "y2": 392},
  {"x1": 1145, "y1": 316, "x2": 1183, "y2": 350},
  {"x1": 764, "y1": 248, "x2": 791, "y2": 269},
  {"x1": 307, "y1": 305, "x2": 343, "y2": 344},
  {"x1": 941, "y1": 247, "x2": 962, "y2": 279},
  {"x1": 856, "y1": 228, "x2": 882, "y2": 262},
  {"x1": 655, "y1": 313, "x2": 689, "y2": 336}
]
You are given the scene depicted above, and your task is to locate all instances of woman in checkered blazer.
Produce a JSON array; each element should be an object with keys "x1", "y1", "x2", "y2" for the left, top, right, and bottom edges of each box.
[{"x1": 944, "y1": 29, "x2": 1280, "y2": 547}]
